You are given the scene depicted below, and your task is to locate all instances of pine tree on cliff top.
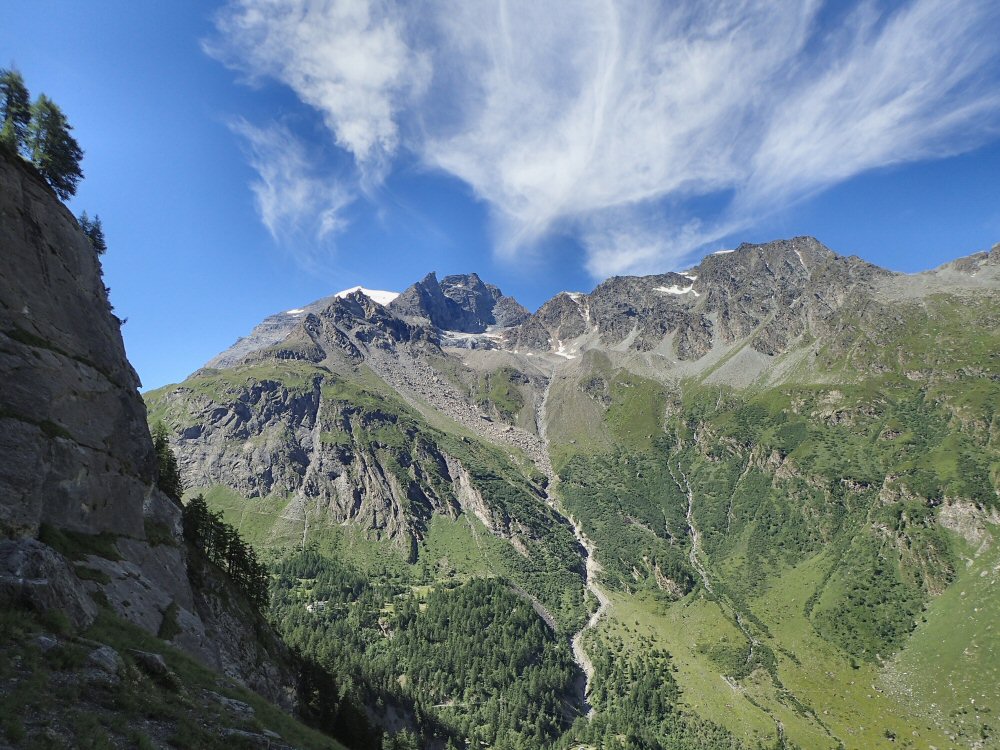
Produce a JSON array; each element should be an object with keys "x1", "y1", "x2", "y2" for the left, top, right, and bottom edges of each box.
[
  {"x1": 28, "y1": 94, "x2": 83, "y2": 199},
  {"x1": 0, "y1": 67, "x2": 31, "y2": 153}
]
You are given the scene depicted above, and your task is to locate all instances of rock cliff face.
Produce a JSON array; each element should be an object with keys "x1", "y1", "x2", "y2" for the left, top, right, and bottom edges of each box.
[
  {"x1": 0, "y1": 148, "x2": 295, "y2": 708},
  {"x1": 0, "y1": 149, "x2": 152, "y2": 539}
]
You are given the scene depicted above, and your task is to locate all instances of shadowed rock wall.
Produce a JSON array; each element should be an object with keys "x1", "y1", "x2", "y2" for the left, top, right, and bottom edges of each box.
[{"x1": 0, "y1": 147, "x2": 297, "y2": 709}]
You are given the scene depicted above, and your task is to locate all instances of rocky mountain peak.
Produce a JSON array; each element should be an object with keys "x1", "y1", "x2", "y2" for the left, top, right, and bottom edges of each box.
[
  {"x1": 390, "y1": 271, "x2": 528, "y2": 332},
  {"x1": 505, "y1": 236, "x2": 897, "y2": 362}
]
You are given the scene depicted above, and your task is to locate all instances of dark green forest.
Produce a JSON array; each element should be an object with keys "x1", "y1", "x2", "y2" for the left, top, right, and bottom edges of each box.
[{"x1": 271, "y1": 552, "x2": 579, "y2": 749}]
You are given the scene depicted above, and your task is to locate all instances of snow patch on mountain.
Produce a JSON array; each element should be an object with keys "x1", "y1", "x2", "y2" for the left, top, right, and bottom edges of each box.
[
  {"x1": 554, "y1": 339, "x2": 578, "y2": 359},
  {"x1": 655, "y1": 285, "x2": 700, "y2": 297},
  {"x1": 335, "y1": 286, "x2": 400, "y2": 306}
]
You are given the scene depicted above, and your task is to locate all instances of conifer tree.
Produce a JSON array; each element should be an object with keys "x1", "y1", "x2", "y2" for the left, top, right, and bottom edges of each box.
[
  {"x1": 0, "y1": 118, "x2": 18, "y2": 153},
  {"x1": 0, "y1": 67, "x2": 30, "y2": 153},
  {"x1": 78, "y1": 211, "x2": 107, "y2": 254},
  {"x1": 28, "y1": 94, "x2": 83, "y2": 199},
  {"x1": 151, "y1": 421, "x2": 183, "y2": 502}
]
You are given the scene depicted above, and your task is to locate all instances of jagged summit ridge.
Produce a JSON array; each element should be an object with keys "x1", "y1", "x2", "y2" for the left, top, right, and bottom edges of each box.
[
  {"x1": 389, "y1": 271, "x2": 529, "y2": 333},
  {"x1": 200, "y1": 235, "x2": 998, "y2": 378},
  {"x1": 205, "y1": 271, "x2": 530, "y2": 371},
  {"x1": 506, "y1": 236, "x2": 882, "y2": 360}
]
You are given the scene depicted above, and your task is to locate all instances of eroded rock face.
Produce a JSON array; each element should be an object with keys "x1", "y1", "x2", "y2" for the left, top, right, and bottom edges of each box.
[
  {"x1": 0, "y1": 152, "x2": 154, "y2": 539},
  {"x1": 161, "y1": 369, "x2": 509, "y2": 554},
  {"x1": 0, "y1": 149, "x2": 297, "y2": 709},
  {"x1": 190, "y1": 562, "x2": 298, "y2": 712}
]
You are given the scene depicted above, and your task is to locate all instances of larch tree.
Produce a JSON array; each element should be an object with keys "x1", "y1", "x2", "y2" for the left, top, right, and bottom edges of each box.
[
  {"x1": 78, "y1": 211, "x2": 107, "y2": 254},
  {"x1": 0, "y1": 67, "x2": 31, "y2": 153},
  {"x1": 151, "y1": 421, "x2": 184, "y2": 502},
  {"x1": 28, "y1": 94, "x2": 83, "y2": 199}
]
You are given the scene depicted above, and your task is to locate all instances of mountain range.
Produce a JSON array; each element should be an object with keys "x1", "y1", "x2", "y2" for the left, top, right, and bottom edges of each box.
[{"x1": 145, "y1": 235, "x2": 1000, "y2": 748}]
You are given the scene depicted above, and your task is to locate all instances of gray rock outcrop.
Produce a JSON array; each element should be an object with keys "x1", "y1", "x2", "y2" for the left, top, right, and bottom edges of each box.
[
  {"x1": 0, "y1": 147, "x2": 297, "y2": 709},
  {"x1": 0, "y1": 538, "x2": 99, "y2": 629}
]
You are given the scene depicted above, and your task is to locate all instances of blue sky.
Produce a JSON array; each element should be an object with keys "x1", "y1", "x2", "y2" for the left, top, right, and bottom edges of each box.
[{"x1": 3, "y1": 1, "x2": 999, "y2": 390}]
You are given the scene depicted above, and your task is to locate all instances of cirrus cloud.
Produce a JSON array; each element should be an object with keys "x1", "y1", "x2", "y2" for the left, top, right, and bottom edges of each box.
[
  {"x1": 209, "y1": 0, "x2": 1000, "y2": 277},
  {"x1": 230, "y1": 119, "x2": 354, "y2": 271}
]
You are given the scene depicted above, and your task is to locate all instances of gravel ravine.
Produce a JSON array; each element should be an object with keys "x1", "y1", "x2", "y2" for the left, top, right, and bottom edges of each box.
[
  {"x1": 364, "y1": 345, "x2": 555, "y2": 474},
  {"x1": 536, "y1": 376, "x2": 611, "y2": 718}
]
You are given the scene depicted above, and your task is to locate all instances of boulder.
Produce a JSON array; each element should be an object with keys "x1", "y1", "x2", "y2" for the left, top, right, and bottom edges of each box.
[{"x1": 0, "y1": 538, "x2": 98, "y2": 630}]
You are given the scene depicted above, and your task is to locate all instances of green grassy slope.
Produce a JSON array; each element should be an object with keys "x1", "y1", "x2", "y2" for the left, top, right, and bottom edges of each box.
[
  {"x1": 0, "y1": 604, "x2": 346, "y2": 750},
  {"x1": 882, "y1": 524, "x2": 1000, "y2": 747},
  {"x1": 543, "y1": 291, "x2": 999, "y2": 749}
]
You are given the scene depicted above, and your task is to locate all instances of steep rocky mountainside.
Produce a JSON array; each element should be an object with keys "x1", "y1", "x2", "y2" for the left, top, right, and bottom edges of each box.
[
  {"x1": 148, "y1": 338, "x2": 584, "y2": 634},
  {"x1": 507, "y1": 237, "x2": 898, "y2": 372},
  {"x1": 0, "y1": 147, "x2": 346, "y2": 748},
  {"x1": 148, "y1": 228, "x2": 1000, "y2": 749}
]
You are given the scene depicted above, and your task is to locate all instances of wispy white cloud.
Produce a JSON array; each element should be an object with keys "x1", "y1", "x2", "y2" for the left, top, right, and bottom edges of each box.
[
  {"x1": 580, "y1": 208, "x2": 749, "y2": 278},
  {"x1": 211, "y1": 0, "x2": 1000, "y2": 277},
  {"x1": 230, "y1": 119, "x2": 353, "y2": 269},
  {"x1": 208, "y1": 0, "x2": 430, "y2": 183},
  {"x1": 740, "y1": 0, "x2": 1000, "y2": 213},
  {"x1": 422, "y1": 0, "x2": 819, "y2": 265}
]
